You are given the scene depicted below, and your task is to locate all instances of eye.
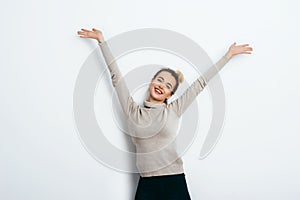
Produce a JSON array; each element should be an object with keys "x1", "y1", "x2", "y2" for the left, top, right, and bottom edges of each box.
[
  {"x1": 166, "y1": 85, "x2": 171, "y2": 89},
  {"x1": 157, "y1": 78, "x2": 162, "y2": 82}
]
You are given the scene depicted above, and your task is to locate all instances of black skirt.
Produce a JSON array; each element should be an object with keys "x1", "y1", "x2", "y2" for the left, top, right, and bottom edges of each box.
[{"x1": 134, "y1": 173, "x2": 191, "y2": 200}]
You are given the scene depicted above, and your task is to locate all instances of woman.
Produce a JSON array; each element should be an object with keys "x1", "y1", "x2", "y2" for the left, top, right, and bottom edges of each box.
[{"x1": 77, "y1": 28, "x2": 253, "y2": 200}]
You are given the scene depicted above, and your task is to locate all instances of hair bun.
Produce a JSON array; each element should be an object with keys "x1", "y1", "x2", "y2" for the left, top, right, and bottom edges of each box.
[{"x1": 175, "y1": 70, "x2": 184, "y2": 83}]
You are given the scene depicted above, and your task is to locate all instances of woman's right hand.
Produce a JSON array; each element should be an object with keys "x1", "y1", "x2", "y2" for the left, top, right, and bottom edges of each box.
[{"x1": 77, "y1": 28, "x2": 104, "y2": 43}]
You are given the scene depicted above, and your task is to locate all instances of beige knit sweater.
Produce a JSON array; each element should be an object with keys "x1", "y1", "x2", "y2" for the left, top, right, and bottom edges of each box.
[{"x1": 98, "y1": 41, "x2": 229, "y2": 177}]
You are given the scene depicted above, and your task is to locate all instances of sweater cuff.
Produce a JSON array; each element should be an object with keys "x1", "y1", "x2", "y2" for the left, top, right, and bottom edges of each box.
[{"x1": 98, "y1": 40, "x2": 106, "y2": 46}]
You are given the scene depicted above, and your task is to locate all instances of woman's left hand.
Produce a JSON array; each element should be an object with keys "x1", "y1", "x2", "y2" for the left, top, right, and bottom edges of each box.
[{"x1": 225, "y1": 42, "x2": 253, "y2": 60}]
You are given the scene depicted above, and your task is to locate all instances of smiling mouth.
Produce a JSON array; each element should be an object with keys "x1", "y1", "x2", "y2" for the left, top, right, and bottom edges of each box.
[{"x1": 154, "y1": 87, "x2": 163, "y2": 95}]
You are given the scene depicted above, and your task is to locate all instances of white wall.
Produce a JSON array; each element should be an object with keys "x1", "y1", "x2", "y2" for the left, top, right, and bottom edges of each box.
[{"x1": 1, "y1": 0, "x2": 300, "y2": 199}]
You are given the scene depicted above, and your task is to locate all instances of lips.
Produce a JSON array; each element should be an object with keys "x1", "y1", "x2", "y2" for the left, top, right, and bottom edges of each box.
[{"x1": 154, "y1": 87, "x2": 163, "y2": 95}]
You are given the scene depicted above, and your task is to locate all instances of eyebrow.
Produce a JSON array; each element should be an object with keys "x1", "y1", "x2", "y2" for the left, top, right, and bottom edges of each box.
[{"x1": 158, "y1": 76, "x2": 173, "y2": 88}]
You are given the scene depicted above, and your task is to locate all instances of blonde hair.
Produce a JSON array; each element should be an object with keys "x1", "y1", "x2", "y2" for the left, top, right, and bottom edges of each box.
[{"x1": 175, "y1": 70, "x2": 184, "y2": 84}]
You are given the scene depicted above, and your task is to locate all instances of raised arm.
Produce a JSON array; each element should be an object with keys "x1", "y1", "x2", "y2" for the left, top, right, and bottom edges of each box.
[
  {"x1": 169, "y1": 42, "x2": 253, "y2": 116},
  {"x1": 98, "y1": 41, "x2": 137, "y2": 116},
  {"x1": 77, "y1": 28, "x2": 137, "y2": 117}
]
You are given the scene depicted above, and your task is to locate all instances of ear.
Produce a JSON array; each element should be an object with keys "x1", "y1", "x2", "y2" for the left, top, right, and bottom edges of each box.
[{"x1": 166, "y1": 92, "x2": 173, "y2": 99}]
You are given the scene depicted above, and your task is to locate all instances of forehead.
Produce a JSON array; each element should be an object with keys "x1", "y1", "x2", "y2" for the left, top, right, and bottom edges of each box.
[{"x1": 156, "y1": 71, "x2": 176, "y2": 85}]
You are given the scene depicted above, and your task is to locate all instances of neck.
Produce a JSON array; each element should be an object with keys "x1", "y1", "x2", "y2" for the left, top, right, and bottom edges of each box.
[{"x1": 146, "y1": 96, "x2": 164, "y2": 104}]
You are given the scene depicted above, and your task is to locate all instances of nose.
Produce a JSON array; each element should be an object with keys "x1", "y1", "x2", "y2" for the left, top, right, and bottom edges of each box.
[{"x1": 157, "y1": 83, "x2": 165, "y2": 90}]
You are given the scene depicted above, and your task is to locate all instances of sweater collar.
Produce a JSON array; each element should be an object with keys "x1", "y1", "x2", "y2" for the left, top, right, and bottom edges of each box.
[{"x1": 143, "y1": 100, "x2": 166, "y2": 109}]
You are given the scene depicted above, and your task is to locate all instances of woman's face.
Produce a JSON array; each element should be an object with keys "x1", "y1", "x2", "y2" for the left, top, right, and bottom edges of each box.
[{"x1": 148, "y1": 71, "x2": 177, "y2": 104}]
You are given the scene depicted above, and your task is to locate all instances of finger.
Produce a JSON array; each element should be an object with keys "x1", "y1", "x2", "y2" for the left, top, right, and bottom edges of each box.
[
  {"x1": 81, "y1": 28, "x2": 91, "y2": 32},
  {"x1": 77, "y1": 32, "x2": 87, "y2": 37},
  {"x1": 239, "y1": 44, "x2": 249, "y2": 47},
  {"x1": 243, "y1": 47, "x2": 253, "y2": 51}
]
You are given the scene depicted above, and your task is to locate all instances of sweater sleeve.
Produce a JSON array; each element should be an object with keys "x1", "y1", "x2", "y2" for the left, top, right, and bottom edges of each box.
[
  {"x1": 98, "y1": 41, "x2": 137, "y2": 117},
  {"x1": 169, "y1": 55, "x2": 229, "y2": 116}
]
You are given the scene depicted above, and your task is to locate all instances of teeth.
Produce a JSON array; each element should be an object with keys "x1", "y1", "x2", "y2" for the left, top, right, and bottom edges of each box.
[{"x1": 155, "y1": 88, "x2": 162, "y2": 94}]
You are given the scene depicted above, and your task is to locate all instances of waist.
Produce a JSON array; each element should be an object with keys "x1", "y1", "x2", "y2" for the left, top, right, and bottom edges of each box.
[{"x1": 140, "y1": 173, "x2": 185, "y2": 180}]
